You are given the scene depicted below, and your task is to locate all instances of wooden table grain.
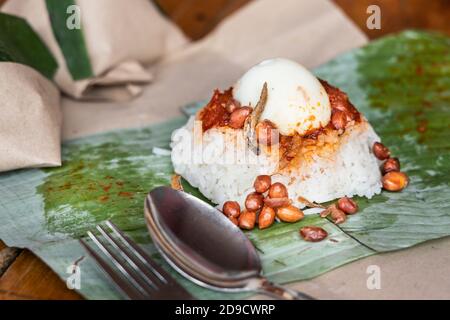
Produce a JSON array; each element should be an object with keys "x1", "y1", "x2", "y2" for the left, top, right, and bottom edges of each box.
[
  {"x1": 0, "y1": 0, "x2": 449, "y2": 300},
  {"x1": 0, "y1": 247, "x2": 82, "y2": 300}
]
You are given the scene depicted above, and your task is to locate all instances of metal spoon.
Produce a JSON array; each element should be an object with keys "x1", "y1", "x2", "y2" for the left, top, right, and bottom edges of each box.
[{"x1": 144, "y1": 186, "x2": 314, "y2": 300}]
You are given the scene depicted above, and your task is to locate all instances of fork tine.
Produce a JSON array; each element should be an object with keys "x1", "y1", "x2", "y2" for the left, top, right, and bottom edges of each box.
[
  {"x1": 96, "y1": 225, "x2": 161, "y2": 290},
  {"x1": 106, "y1": 221, "x2": 171, "y2": 283},
  {"x1": 79, "y1": 237, "x2": 145, "y2": 300},
  {"x1": 106, "y1": 221, "x2": 195, "y2": 299},
  {"x1": 86, "y1": 230, "x2": 154, "y2": 297}
]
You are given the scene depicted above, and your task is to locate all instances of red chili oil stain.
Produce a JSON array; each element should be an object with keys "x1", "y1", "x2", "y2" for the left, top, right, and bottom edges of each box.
[
  {"x1": 118, "y1": 191, "x2": 134, "y2": 198},
  {"x1": 422, "y1": 100, "x2": 433, "y2": 109},
  {"x1": 100, "y1": 183, "x2": 112, "y2": 193},
  {"x1": 417, "y1": 119, "x2": 428, "y2": 133},
  {"x1": 58, "y1": 182, "x2": 72, "y2": 190},
  {"x1": 98, "y1": 195, "x2": 109, "y2": 203},
  {"x1": 417, "y1": 119, "x2": 429, "y2": 144},
  {"x1": 71, "y1": 162, "x2": 85, "y2": 174},
  {"x1": 116, "y1": 181, "x2": 124, "y2": 187},
  {"x1": 414, "y1": 110, "x2": 424, "y2": 117},
  {"x1": 415, "y1": 65, "x2": 423, "y2": 76}
]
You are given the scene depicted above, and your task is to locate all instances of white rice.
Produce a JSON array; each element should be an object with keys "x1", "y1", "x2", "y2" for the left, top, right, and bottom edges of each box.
[{"x1": 171, "y1": 116, "x2": 382, "y2": 213}]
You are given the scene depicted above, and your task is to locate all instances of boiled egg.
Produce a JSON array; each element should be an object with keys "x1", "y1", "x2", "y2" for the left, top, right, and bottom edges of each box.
[{"x1": 233, "y1": 58, "x2": 331, "y2": 136}]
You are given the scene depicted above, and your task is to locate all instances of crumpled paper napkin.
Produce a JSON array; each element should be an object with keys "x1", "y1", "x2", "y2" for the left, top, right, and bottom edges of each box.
[
  {"x1": 0, "y1": 62, "x2": 61, "y2": 172},
  {"x1": 2, "y1": 0, "x2": 187, "y2": 101}
]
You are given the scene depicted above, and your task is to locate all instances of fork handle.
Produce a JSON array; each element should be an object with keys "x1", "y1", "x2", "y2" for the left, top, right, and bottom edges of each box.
[{"x1": 256, "y1": 278, "x2": 315, "y2": 300}]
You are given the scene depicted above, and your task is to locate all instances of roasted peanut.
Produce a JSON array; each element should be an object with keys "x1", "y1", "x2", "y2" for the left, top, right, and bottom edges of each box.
[
  {"x1": 239, "y1": 210, "x2": 256, "y2": 230},
  {"x1": 222, "y1": 201, "x2": 241, "y2": 218},
  {"x1": 319, "y1": 204, "x2": 334, "y2": 218},
  {"x1": 372, "y1": 142, "x2": 391, "y2": 160},
  {"x1": 382, "y1": 171, "x2": 409, "y2": 191},
  {"x1": 229, "y1": 107, "x2": 252, "y2": 129},
  {"x1": 245, "y1": 192, "x2": 264, "y2": 211},
  {"x1": 300, "y1": 226, "x2": 328, "y2": 242},
  {"x1": 382, "y1": 157, "x2": 400, "y2": 174},
  {"x1": 337, "y1": 197, "x2": 358, "y2": 214},
  {"x1": 331, "y1": 110, "x2": 347, "y2": 130},
  {"x1": 331, "y1": 206, "x2": 347, "y2": 224},
  {"x1": 229, "y1": 216, "x2": 239, "y2": 226},
  {"x1": 258, "y1": 206, "x2": 276, "y2": 229},
  {"x1": 170, "y1": 174, "x2": 183, "y2": 191},
  {"x1": 254, "y1": 175, "x2": 272, "y2": 193},
  {"x1": 268, "y1": 182, "x2": 288, "y2": 199},
  {"x1": 276, "y1": 205, "x2": 304, "y2": 223},
  {"x1": 264, "y1": 197, "x2": 291, "y2": 208},
  {"x1": 320, "y1": 204, "x2": 346, "y2": 224},
  {"x1": 256, "y1": 120, "x2": 279, "y2": 146}
]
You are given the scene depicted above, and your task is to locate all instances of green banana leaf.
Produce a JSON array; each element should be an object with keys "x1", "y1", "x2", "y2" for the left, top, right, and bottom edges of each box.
[
  {"x1": 0, "y1": 31, "x2": 449, "y2": 299},
  {"x1": 45, "y1": 0, "x2": 94, "y2": 80},
  {"x1": 0, "y1": 12, "x2": 58, "y2": 79}
]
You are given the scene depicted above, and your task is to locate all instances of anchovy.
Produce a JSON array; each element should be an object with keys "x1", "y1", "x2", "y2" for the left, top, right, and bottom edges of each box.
[{"x1": 245, "y1": 82, "x2": 268, "y2": 154}]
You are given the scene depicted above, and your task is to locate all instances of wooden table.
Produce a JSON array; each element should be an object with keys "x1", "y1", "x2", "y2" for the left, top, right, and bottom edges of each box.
[{"x1": 0, "y1": 0, "x2": 449, "y2": 300}]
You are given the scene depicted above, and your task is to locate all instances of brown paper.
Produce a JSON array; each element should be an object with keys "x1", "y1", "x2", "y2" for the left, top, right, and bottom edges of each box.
[
  {"x1": 0, "y1": 62, "x2": 61, "y2": 172},
  {"x1": 2, "y1": 0, "x2": 187, "y2": 100}
]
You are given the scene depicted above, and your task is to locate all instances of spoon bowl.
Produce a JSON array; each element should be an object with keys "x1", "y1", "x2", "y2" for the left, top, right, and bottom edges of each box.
[{"x1": 144, "y1": 186, "x2": 314, "y2": 299}]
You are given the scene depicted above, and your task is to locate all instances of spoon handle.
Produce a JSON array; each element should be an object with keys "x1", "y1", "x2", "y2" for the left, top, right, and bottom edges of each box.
[{"x1": 257, "y1": 278, "x2": 315, "y2": 300}]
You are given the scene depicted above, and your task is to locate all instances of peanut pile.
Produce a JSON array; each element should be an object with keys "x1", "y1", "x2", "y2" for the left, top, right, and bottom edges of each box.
[
  {"x1": 221, "y1": 175, "x2": 364, "y2": 242},
  {"x1": 373, "y1": 142, "x2": 409, "y2": 191},
  {"x1": 222, "y1": 175, "x2": 304, "y2": 230}
]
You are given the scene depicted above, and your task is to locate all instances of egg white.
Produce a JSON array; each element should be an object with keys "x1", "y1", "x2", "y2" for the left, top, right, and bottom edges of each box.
[{"x1": 233, "y1": 58, "x2": 331, "y2": 136}]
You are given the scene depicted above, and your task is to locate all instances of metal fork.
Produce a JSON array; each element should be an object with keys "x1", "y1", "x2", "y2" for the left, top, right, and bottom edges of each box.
[{"x1": 79, "y1": 220, "x2": 195, "y2": 300}]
